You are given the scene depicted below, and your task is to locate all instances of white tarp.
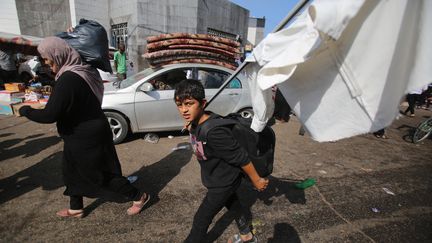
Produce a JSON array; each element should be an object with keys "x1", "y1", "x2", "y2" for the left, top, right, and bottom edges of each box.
[{"x1": 246, "y1": 0, "x2": 432, "y2": 142}]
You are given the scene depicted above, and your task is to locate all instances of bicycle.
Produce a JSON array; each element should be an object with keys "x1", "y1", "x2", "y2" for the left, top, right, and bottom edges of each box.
[{"x1": 412, "y1": 117, "x2": 432, "y2": 143}]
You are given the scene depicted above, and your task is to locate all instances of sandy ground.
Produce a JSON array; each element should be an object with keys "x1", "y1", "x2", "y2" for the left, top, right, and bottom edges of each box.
[{"x1": 0, "y1": 106, "x2": 431, "y2": 242}]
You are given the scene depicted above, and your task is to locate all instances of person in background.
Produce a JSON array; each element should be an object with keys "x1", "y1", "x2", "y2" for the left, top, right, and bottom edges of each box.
[
  {"x1": 19, "y1": 37, "x2": 150, "y2": 218},
  {"x1": 373, "y1": 128, "x2": 388, "y2": 139},
  {"x1": 114, "y1": 43, "x2": 127, "y2": 80},
  {"x1": 174, "y1": 79, "x2": 268, "y2": 243},
  {"x1": 419, "y1": 83, "x2": 432, "y2": 110},
  {"x1": 426, "y1": 83, "x2": 432, "y2": 110},
  {"x1": 403, "y1": 85, "x2": 428, "y2": 117},
  {"x1": 18, "y1": 56, "x2": 43, "y2": 84},
  {"x1": 0, "y1": 50, "x2": 18, "y2": 86}
]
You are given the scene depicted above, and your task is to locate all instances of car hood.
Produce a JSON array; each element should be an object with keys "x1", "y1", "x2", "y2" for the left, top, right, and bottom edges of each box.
[
  {"x1": 102, "y1": 87, "x2": 136, "y2": 108},
  {"x1": 103, "y1": 88, "x2": 118, "y2": 94},
  {"x1": 104, "y1": 82, "x2": 120, "y2": 92}
]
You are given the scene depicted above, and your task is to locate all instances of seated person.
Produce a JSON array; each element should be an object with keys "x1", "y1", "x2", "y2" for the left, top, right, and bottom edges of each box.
[
  {"x1": 149, "y1": 70, "x2": 186, "y2": 91},
  {"x1": 157, "y1": 80, "x2": 171, "y2": 90},
  {"x1": 149, "y1": 75, "x2": 171, "y2": 90}
]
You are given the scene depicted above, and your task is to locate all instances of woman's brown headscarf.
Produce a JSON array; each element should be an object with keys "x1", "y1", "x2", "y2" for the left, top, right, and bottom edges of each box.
[{"x1": 37, "y1": 36, "x2": 104, "y2": 104}]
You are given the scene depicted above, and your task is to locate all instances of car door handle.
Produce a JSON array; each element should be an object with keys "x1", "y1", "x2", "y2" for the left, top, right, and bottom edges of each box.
[{"x1": 229, "y1": 92, "x2": 239, "y2": 96}]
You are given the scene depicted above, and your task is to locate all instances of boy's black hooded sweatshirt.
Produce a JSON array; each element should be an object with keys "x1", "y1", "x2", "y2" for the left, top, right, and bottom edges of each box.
[{"x1": 190, "y1": 113, "x2": 250, "y2": 189}]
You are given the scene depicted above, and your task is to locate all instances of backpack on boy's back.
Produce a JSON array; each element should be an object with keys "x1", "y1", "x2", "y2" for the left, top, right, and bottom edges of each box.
[{"x1": 196, "y1": 113, "x2": 276, "y2": 178}]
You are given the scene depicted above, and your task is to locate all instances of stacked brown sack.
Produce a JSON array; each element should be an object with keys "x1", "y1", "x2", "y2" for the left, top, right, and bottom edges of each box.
[{"x1": 144, "y1": 33, "x2": 240, "y2": 70}]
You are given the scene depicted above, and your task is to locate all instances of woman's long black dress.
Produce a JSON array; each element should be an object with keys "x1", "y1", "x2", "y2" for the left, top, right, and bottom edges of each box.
[{"x1": 20, "y1": 71, "x2": 139, "y2": 200}]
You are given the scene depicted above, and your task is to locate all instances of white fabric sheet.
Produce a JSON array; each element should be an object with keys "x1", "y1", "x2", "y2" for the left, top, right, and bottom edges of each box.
[{"x1": 248, "y1": 0, "x2": 432, "y2": 142}]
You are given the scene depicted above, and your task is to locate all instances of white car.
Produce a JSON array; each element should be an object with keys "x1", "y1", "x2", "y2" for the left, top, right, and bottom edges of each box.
[{"x1": 102, "y1": 63, "x2": 253, "y2": 144}]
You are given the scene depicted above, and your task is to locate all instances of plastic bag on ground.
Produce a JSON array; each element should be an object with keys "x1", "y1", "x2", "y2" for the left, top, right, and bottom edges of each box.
[{"x1": 144, "y1": 133, "x2": 159, "y2": 144}]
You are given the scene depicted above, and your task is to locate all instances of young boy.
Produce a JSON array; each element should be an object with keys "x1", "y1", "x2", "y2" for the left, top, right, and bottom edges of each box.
[{"x1": 174, "y1": 79, "x2": 269, "y2": 242}]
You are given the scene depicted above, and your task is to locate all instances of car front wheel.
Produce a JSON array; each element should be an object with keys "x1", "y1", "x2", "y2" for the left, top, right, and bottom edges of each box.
[
  {"x1": 105, "y1": 111, "x2": 128, "y2": 144},
  {"x1": 239, "y1": 108, "x2": 254, "y2": 119}
]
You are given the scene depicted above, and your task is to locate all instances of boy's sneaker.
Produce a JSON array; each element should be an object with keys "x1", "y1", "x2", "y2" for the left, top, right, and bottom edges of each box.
[{"x1": 228, "y1": 233, "x2": 258, "y2": 243}]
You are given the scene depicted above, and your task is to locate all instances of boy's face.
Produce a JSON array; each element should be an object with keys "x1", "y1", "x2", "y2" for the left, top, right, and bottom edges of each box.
[
  {"x1": 119, "y1": 45, "x2": 125, "y2": 53},
  {"x1": 175, "y1": 97, "x2": 205, "y2": 123}
]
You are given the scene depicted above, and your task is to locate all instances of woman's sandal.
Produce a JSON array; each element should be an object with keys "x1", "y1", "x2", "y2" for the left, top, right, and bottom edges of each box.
[
  {"x1": 56, "y1": 209, "x2": 84, "y2": 218},
  {"x1": 127, "y1": 193, "x2": 151, "y2": 215}
]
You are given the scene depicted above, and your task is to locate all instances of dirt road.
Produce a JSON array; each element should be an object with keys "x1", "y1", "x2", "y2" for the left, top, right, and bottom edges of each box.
[{"x1": 0, "y1": 107, "x2": 431, "y2": 242}]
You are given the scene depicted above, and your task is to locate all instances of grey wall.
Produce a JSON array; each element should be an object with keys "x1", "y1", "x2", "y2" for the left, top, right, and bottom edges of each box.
[
  {"x1": 197, "y1": 0, "x2": 249, "y2": 41},
  {"x1": 10, "y1": 0, "x2": 249, "y2": 72},
  {"x1": 109, "y1": 0, "x2": 249, "y2": 71},
  {"x1": 137, "y1": 0, "x2": 198, "y2": 34},
  {"x1": 16, "y1": 0, "x2": 71, "y2": 37},
  {"x1": 247, "y1": 17, "x2": 265, "y2": 46},
  {"x1": 133, "y1": 0, "x2": 200, "y2": 69},
  {"x1": 109, "y1": 0, "x2": 137, "y2": 25},
  {"x1": 109, "y1": 0, "x2": 138, "y2": 70},
  {"x1": 71, "y1": 0, "x2": 110, "y2": 32}
]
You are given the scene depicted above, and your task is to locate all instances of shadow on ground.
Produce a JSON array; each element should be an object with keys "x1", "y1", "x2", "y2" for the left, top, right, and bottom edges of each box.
[
  {"x1": 0, "y1": 132, "x2": 14, "y2": 138},
  {"x1": 0, "y1": 134, "x2": 61, "y2": 161},
  {"x1": 206, "y1": 176, "x2": 305, "y2": 242},
  {"x1": 83, "y1": 142, "x2": 192, "y2": 215},
  {"x1": 0, "y1": 151, "x2": 63, "y2": 205},
  {"x1": 268, "y1": 223, "x2": 301, "y2": 243},
  {"x1": 130, "y1": 141, "x2": 193, "y2": 204}
]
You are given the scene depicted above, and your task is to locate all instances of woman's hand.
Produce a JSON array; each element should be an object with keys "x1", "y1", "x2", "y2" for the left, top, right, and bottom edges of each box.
[
  {"x1": 252, "y1": 177, "x2": 269, "y2": 192},
  {"x1": 18, "y1": 105, "x2": 31, "y2": 117}
]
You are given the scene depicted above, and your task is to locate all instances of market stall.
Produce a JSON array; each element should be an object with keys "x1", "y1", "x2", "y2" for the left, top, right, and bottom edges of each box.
[
  {"x1": 0, "y1": 32, "x2": 48, "y2": 115},
  {"x1": 0, "y1": 31, "x2": 41, "y2": 56}
]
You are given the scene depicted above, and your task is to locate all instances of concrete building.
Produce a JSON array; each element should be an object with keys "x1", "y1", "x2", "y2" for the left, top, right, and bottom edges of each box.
[
  {"x1": 246, "y1": 16, "x2": 265, "y2": 52},
  {"x1": 0, "y1": 0, "x2": 249, "y2": 72}
]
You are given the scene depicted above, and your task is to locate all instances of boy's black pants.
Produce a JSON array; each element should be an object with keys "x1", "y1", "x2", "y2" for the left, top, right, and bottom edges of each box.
[{"x1": 185, "y1": 179, "x2": 252, "y2": 242}]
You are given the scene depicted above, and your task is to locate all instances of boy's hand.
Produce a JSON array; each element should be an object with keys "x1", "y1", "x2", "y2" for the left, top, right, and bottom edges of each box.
[
  {"x1": 241, "y1": 162, "x2": 269, "y2": 191},
  {"x1": 252, "y1": 177, "x2": 269, "y2": 191}
]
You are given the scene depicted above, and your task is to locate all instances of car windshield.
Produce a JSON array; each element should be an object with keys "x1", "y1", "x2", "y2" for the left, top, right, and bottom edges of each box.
[{"x1": 119, "y1": 67, "x2": 161, "y2": 89}]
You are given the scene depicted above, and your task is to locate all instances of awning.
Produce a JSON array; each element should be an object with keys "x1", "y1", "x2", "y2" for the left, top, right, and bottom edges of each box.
[{"x1": 0, "y1": 32, "x2": 42, "y2": 56}]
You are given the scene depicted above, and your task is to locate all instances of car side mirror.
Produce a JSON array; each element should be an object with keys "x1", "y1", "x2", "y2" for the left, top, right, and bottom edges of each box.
[{"x1": 140, "y1": 83, "x2": 154, "y2": 92}]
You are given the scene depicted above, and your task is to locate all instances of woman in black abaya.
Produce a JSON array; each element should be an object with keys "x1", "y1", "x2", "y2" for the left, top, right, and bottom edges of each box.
[{"x1": 19, "y1": 37, "x2": 149, "y2": 218}]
